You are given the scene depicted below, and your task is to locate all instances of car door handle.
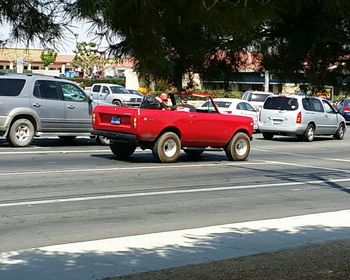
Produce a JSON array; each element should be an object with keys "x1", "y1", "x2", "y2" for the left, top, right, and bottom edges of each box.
[
  {"x1": 67, "y1": 105, "x2": 75, "y2": 109},
  {"x1": 32, "y1": 103, "x2": 41, "y2": 107}
]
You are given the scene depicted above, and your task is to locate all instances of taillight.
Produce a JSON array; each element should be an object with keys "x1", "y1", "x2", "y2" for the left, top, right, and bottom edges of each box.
[
  {"x1": 344, "y1": 106, "x2": 350, "y2": 112},
  {"x1": 133, "y1": 116, "x2": 137, "y2": 128},
  {"x1": 92, "y1": 113, "x2": 96, "y2": 124},
  {"x1": 296, "y1": 111, "x2": 302, "y2": 124}
]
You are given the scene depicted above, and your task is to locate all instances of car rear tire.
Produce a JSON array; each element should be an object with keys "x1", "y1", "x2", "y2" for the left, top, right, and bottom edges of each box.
[
  {"x1": 152, "y1": 132, "x2": 181, "y2": 163},
  {"x1": 110, "y1": 141, "x2": 136, "y2": 158},
  {"x1": 303, "y1": 124, "x2": 315, "y2": 142},
  {"x1": 7, "y1": 118, "x2": 35, "y2": 147},
  {"x1": 262, "y1": 132, "x2": 274, "y2": 140},
  {"x1": 334, "y1": 123, "x2": 345, "y2": 140},
  {"x1": 225, "y1": 132, "x2": 250, "y2": 161},
  {"x1": 95, "y1": 135, "x2": 110, "y2": 145}
]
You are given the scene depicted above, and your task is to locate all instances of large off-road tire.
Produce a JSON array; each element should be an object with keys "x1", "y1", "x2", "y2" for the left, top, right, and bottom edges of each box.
[
  {"x1": 110, "y1": 141, "x2": 136, "y2": 158},
  {"x1": 262, "y1": 132, "x2": 274, "y2": 140},
  {"x1": 59, "y1": 136, "x2": 76, "y2": 143},
  {"x1": 225, "y1": 132, "x2": 250, "y2": 161},
  {"x1": 303, "y1": 124, "x2": 315, "y2": 142},
  {"x1": 183, "y1": 148, "x2": 204, "y2": 159},
  {"x1": 334, "y1": 123, "x2": 345, "y2": 140},
  {"x1": 152, "y1": 132, "x2": 181, "y2": 163},
  {"x1": 95, "y1": 135, "x2": 110, "y2": 145},
  {"x1": 7, "y1": 118, "x2": 35, "y2": 147}
]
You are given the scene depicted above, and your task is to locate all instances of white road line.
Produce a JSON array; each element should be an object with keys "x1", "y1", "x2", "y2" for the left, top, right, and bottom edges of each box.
[
  {"x1": 265, "y1": 160, "x2": 350, "y2": 173},
  {"x1": 0, "y1": 162, "x2": 268, "y2": 177},
  {"x1": 1, "y1": 177, "x2": 349, "y2": 208},
  {"x1": 253, "y1": 147, "x2": 350, "y2": 163},
  {"x1": 0, "y1": 149, "x2": 110, "y2": 155}
]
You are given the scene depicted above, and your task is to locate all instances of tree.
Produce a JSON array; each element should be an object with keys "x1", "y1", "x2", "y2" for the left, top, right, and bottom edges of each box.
[
  {"x1": 73, "y1": 41, "x2": 101, "y2": 77},
  {"x1": 40, "y1": 48, "x2": 58, "y2": 67},
  {"x1": 66, "y1": 0, "x2": 350, "y2": 88},
  {"x1": 0, "y1": 0, "x2": 65, "y2": 47}
]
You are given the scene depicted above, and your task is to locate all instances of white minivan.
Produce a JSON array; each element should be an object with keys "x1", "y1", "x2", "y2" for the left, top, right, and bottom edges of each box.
[{"x1": 259, "y1": 95, "x2": 346, "y2": 141}]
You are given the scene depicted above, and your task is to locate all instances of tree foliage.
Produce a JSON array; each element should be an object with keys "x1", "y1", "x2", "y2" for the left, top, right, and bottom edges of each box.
[
  {"x1": 40, "y1": 48, "x2": 58, "y2": 67},
  {"x1": 0, "y1": 0, "x2": 65, "y2": 47},
  {"x1": 73, "y1": 41, "x2": 101, "y2": 76}
]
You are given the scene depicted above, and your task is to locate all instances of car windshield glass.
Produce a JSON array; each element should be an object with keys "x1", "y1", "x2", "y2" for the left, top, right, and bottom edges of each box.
[
  {"x1": 251, "y1": 94, "x2": 270, "y2": 102},
  {"x1": 110, "y1": 86, "x2": 128, "y2": 93},
  {"x1": 215, "y1": 101, "x2": 232, "y2": 108},
  {"x1": 264, "y1": 97, "x2": 299, "y2": 110}
]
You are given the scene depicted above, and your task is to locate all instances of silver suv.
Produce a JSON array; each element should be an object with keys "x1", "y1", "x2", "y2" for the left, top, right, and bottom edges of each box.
[
  {"x1": 259, "y1": 95, "x2": 346, "y2": 141},
  {"x1": 0, "y1": 73, "x2": 107, "y2": 147}
]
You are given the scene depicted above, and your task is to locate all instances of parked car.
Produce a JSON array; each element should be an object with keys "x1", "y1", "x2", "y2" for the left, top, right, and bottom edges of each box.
[
  {"x1": 198, "y1": 98, "x2": 259, "y2": 131},
  {"x1": 259, "y1": 95, "x2": 346, "y2": 141},
  {"x1": 241, "y1": 90, "x2": 274, "y2": 110},
  {"x1": 334, "y1": 98, "x2": 350, "y2": 124},
  {"x1": 0, "y1": 73, "x2": 109, "y2": 147},
  {"x1": 90, "y1": 83, "x2": 142, "y2": 106},
  {"x1": 127, "y1": 89, "x2": 144, "y2": 97}
]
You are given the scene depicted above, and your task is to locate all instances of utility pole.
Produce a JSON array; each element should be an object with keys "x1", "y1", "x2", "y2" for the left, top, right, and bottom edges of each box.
[{"x1": 264, "y1": 70, "x2": 270, "y2": 92}]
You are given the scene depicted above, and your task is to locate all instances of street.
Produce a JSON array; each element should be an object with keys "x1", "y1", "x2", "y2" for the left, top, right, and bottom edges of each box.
[{"x1": 0, "y1": 133, "x2": 350, "y2": 279}]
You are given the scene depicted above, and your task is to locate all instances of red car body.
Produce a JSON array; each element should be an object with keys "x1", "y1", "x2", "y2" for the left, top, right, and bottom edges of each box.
[{"x1": 92, "y1": 93, "x2": 254, "y2": 163}]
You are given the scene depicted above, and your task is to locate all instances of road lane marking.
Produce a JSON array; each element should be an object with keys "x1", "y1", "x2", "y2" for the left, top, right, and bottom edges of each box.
[
  {"x1": 0, "y1": 162, "x2": 269, "y2": 177},
  {"x1": 0, "y1": 149, "x2": 110, "y2": 155},
  {"x1": 0, "y1": 177, "x2": 349, "y2": 208},
  {"x1": 253, "y1": 148, "x2": 350, "y2": 163},
  {"x1": 265, "y1": 160, "x2": 350, "y2": 173}
]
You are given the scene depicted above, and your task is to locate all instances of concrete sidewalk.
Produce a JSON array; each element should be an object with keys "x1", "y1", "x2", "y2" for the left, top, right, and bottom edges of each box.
[{"x1": 1, "y1": 209, "x2": 350, "y2": 280}]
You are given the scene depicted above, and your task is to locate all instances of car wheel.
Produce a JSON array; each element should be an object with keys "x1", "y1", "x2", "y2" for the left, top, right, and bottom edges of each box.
[
  {"x1": 262, "y1": 132, "x2": 274, "y2": 140},
  {"x1": 95, "y1": 135, "x2": 110, "y2": 145},
  {"x1": 334, "y1": 123, "x2": 345, "y2": 140},
  {"x1": 225, "y1": 132, "x2": 250, "y2": 161},
  {"x1": 112, "y1": 100, "x2": 122, "y2": 106},
  {"x1": 152, "y1": 132, "x2": 181, "y2": 163},
  {"x1": 303, "y1": 124, "x2": 315, "y2": 142},
  {"x1": 110, "y1": 141, "x2": 136, "y2": 158},
  {"x1": 59, "y1": 136, "x2": 76, "y2": 143},
  {"x1": 7, "y1": 118, "x2": 35, "y2": 147},
  {"x1": 184, "y1": 148, "x2": 204, "y2": 159}
]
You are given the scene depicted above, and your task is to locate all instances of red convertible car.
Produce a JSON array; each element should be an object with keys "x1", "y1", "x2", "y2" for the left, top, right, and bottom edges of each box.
[{"x1": 92, "y1": 92, "x2": 254, "y2": 163}]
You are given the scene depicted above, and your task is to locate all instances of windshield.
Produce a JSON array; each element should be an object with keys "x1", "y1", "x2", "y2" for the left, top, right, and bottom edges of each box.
[
  {"x1": 264, "y1": 97, "x2": 299, "y2": 110},
  {"x1": 251, "y1": 93, "x2": 271, "y2": 102},
  {"x1": 110, "y1": 86, "x2": 129, "y2": 94}
]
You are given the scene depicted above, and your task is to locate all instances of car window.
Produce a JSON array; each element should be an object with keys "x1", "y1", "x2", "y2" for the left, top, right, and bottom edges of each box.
[
  {"x1": 110, "y1": 86, "x2": 129, "y2": 94},
  {"x1": 60, "y1": 82, "x2": 87, "y2": 102},
  {"x1": 303, "y1": 98, "x2": 324, "y2": 112},
  {"x1": 236, "y1": 102, "x2": 246, "y2": 110},
  {"x1": 33, "y1": 80, "x2": 62, "y2": 100},
  {"x1": 215, "y1": 101, "x2": 232, "y2": 108},
  {"x1": 244, "y1": 103, "x2": 256, "y2": 112},
  {"x1": 92, "y1": 85, "x2": 101, "y2": 92},
  {"x1": 0, "y1": 78, "x2": 26, "y2": 96},
  {"x1": 102, "y1": 86, "x2": 110, "y2": 94},
  {"x1": 200, "y1": 100, "x2": 216, "y2": 112},
  {"x1": 264, "y1": 97, "x2": 298, "y2": 110},
  {"x1": 251, "y1": 93, "x2": 270, "y2": 102},
  {"x1": 322, "y1": 100, "x2": 335, "y2": 114}
]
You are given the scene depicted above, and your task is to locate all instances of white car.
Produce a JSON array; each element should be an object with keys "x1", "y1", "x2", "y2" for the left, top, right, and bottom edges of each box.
[
  {"x1": 198, "y1": 98, "x2": 259, "y2": 130},
  {"x1": 241, "y1": 90, "x2": 274, "y2": 110}
]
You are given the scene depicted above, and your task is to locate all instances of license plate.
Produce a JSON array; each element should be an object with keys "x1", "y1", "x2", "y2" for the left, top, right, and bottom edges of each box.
[
  {"x1": 111, "y1": 117, "x2": 121, "y2": 125},
  {"x1": 273, "y1": 119, "x2": 282, "y2": 125}
]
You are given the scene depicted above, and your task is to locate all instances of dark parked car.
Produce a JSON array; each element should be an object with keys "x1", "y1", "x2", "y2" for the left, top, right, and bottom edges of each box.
[{"x1": 334, "y1": 98, "x2": 350, "y2": 124}]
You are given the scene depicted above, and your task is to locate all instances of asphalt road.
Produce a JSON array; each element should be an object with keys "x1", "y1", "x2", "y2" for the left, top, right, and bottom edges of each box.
[{"x1": 0, "y1": 133, "x2": 349, "y2": 254}]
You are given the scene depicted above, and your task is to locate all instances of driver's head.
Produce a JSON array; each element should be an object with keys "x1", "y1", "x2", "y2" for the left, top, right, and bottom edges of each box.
[{"x1": 160, "y1": 93, "x2": 168, "y2": 102}]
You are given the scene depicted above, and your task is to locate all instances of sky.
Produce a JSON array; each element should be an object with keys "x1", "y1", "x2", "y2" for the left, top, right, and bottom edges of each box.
[{"x1": 1, "y1": 20, "x2": 108, "y2": 54}]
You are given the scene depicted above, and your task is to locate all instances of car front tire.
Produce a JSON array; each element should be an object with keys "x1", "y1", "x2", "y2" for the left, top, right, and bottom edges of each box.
[
  {"x1": 334, "y1": 123, "x2": 345, "y2": 140},
  {"x1": 226, "y1": 132, "x2": 250, "y2": 161}
]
